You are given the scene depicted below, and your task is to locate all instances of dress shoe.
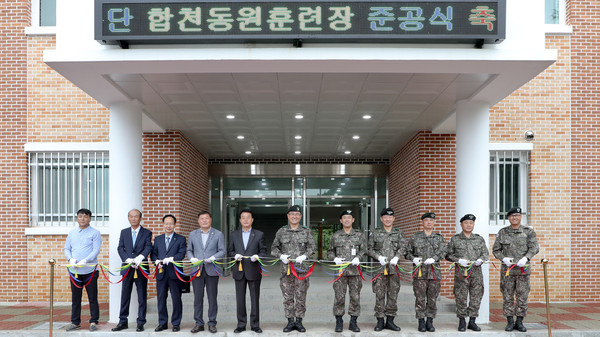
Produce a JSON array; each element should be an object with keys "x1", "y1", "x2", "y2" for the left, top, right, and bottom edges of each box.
[
  {"x1": 208, "y1": 325, "x2": 217, "y2": 333},
  {"x1": 172, "y1": 325, "x2": 180, "y2": 332},
  {"x1": 234, "y1": 327, "x2": 246, "y2": 333},
  {"x1": 136, "y1": 324, "x2": 144, "y2": 332},
  {"x1": 191, "y1": 325, "x2": 204, "y2": 333},
  {"x1": 154, "y1": 324, "x2": 168, "y2": 332},
  {"x1": 111, "y1": 323, "x2": 128, "y2": 331},
  {"x1": 252, "y1": 327, "x2": 263, "y2": 333}
]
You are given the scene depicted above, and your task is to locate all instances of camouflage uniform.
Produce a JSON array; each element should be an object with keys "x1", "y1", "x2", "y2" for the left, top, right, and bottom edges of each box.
[
  {"x1": 406, "y1": 231, "x2": 447, "y2": 319},
  {"x1": 492, "y1": 225, "x2": 539, "y2": 317},
  {"x1": 327, "y1": 228, "x2": 366, "y2": 316},
  {"x1": 367, "y1": 227, "x2": 407, "y2": 318},
  {"x1": 446, "y1": 232, "x2": 489, "y2": 318},
  {"x1": 271, "y1": 225, "x2": 316, "y2": 319}
]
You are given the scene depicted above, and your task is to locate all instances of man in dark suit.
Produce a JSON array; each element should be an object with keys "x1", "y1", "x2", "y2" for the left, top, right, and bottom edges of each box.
[
  {"x1": 112, "y1": 209, "x2": 153, "y2": 332},
  {"x1": 151, "y1": 214, "x2": 187, "y2": 332},
  {"x1": 228, "y1": 208, "x2": 267, "y2": 333},
  {"x1": 187, "y1": 211, "x2": 226, "y2": 334}
]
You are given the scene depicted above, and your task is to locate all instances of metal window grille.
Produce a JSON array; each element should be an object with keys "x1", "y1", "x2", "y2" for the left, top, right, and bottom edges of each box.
[
  {"x1": 29, "y1": 151, "x2": 109, "y2": 227},
  {"x1": 489, "y1": 150, "x2": 530, "y2": 225}
]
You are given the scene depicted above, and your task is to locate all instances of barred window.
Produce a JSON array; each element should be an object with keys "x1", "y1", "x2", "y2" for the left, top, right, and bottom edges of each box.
[
  {"x1": 29, "y1": 152, "x2": 109, "y2": 227},
  {"x1": 489, "y1": 150, "x2": 529, "y2": 225}
]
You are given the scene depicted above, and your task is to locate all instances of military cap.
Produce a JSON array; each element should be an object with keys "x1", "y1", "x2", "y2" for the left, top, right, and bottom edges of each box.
[
  {"x1": 506, "y1": 207, "x2": 522, "y2": 216},
  {"x1": 460, "y1": 213, "x2": 476, "y2": 222},
  {"x1": 287, "y1": 205, "x2": 302, "y2": 214},
  {"x1": 339, "y1": 209, "x2": 354, "y2": 219},
  {"x1": 421, "y1": 212, "x2": 435, "y2": 220},
  {"x1": 380, "y1": 208, "x2": 394, "y2": 216}
]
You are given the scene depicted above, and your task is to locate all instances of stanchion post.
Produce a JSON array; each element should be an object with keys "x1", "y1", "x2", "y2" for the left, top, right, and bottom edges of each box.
[
  {"x1": 542, "y1": 258, "x2": 551, "y2": 337},
  {"x1": 48, "y1": 258, "x2": 56, "y2": 337}
]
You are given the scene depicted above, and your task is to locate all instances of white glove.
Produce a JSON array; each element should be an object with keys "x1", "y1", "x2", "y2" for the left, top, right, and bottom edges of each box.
[
  {"x1": 206, "y1": 256, "x2": 216, "y2": 263},
  {"x1": 458, "y1": 258, "x2": 469, "y2": 267},
  {"x1": 69, "y1": 258, "x2": 77, "y2": 266},
  {"x1": 125, "y1": 258, "x2": 134, "y2": 265},
  {"x1": 77, "y1": 259, "x2": 87, "y2": 266},
  {"x1": 351, "y1": 257, "x2": 360, "y2": 266},
  {"x1": 502, "y1": 257, "x2": 513, "y2": 267},
  {"x1": 250, "y1": 254, "x2": 259, "y2": 262},
  {"x1": 333, "y1": 257, "x2": 345, "y2": 265},
  {"x1": 378, "y1": 256, "x2": 388, "y2": 265},
  {"x1": 280, "y1": 254, "x2": 290, "y2": 264},
  {"x1": 190, "y1": 257, "x2": 200, "y2": 264},
  {"x1": 295, "y1": 255, "x2": 307, "y2": 264},
  {"x1": 424, "y1": 258, "x2": 435, "y2": 265},
  {"x1": 474, "y1": 259, "x2": 483, "y2": 266},
  {"x1": 133, "y1": 254, "x2": 144, "y2": 266},
  {"x1": 517, "y1": 257, "x2": 528, "y2": 267},
  {"x1": 412, "y1": 257, "x2": 422, "y2": 265},
  {"x1": 155, "y1": 260, "x2": 162, "y2": 265},
  {"x1": 389, "y1": 256, "x2": 399, "y2": 266},
  {"x1": 234, "y1": 254, "x2": 243, "y2": 261},
  {"x1": 163, "y1": 257, "x2": 174, "y2": 265}
]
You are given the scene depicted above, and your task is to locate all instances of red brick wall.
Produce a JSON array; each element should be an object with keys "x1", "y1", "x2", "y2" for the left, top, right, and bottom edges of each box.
[
  {"x1": 569, "y1": 1, "x2": 600, "y2": 301},
  {"x1": 0, "y1": 0, "x2": 29, "y2": 302}
]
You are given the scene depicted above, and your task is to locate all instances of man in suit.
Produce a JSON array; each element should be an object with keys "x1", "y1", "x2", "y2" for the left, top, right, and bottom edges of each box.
[
  {"x1": 112, "y1": 209, "x2": 153, "y2": 332},
  {"x1": 228, "y1": 208, "x2": 267, "y2": 333},
  {"x1": 187, "y1": 211, "x2": 226, "y2": 334},
  {"x1": 151, "y1": 214, "x2": 187, "y2": 332}
]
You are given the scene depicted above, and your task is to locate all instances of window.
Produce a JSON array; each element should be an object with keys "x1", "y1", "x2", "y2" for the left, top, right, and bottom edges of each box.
[
  {"x1": 545, "y1": 0, "x2": 565, "y2": 25},
  {"x1": 489, "y1": 150, "x2": 530, "y2": 225},
  {"x1": 29, "y1": 152, "x2": 109, "y2": 226},
  {"x1": 30, "y1": 0, "x2": 56, "y2": 28}
]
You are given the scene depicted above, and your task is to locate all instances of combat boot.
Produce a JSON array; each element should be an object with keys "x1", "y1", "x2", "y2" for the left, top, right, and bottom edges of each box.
[
  {"x1": 374, "y1": 318, "x2": 385, "y2": 331},
  {"x1": 349, "y1": 316, "x2": 360, "y2": 332},
  {"x1": 505, "y1": 316, "x2": 514, "y2": 331},
  {"x1": 385, "y1": 316, "x2": 400, "y2": 331},
  {"x1": 334, "y1": 316, "x2": 343, "y2": 332},
  {"x1": 468, "y1": 317, "x2": 481, "y2": 331},
  {"x1": 283, "y1": 318, "x2": 296, "y2": 332},
  {"x1": 417, "y1": 318, "x2": 426, "y2": 332},
  {"x1": 425, "y1": 317, "x2": 435, "y2": 332},
  {"x1": 295, "y1": 318, "x2": 306, "y2": 333},
  {"x1": 514, "y1": 316, "x2": 527, "y2": 332},
  {"x1": 458, "y1": 317, "x2": 466, "y2": 331}
]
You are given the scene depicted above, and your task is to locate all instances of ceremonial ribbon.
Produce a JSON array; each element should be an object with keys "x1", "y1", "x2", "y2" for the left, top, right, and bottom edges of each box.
[
  {"x1": 290, "y1": 262, "x2": 315, "y2": 281},
  {"x1": 68, "y1": 270, "x2": 97, "y2": 288},
  {"x1": 357, "y1": 265, "x2": 381, "y2": 283},
  {"x1": 99, "y1": 265, "x2": 130, "y2": 284}
]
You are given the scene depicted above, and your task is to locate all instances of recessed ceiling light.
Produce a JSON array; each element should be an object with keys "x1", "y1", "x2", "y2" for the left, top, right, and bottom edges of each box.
[
  {"x1": 295, "y1": 135, "x2": 302, "y2": 140},
  {"x1": 344, "y1": 151, "x2": 351, "y2": 155},
  {"x1": 352, "y1": 135, "x2": 360, "y2": 140},
  {"x1": 226, "y1": 115, "x2": 235, "y2": 119},
  {"x1": 245, "y1": 151, "x2": 251, "y2": 154},
  {"x1": 362, "y1": 115, "x2": 371, "y2": 120},
  {"x1": 295, "y1": 114, "x2": 304, "y2": 119},
  {"x1": 341, "y1": 182, "x2": 346, "y2": 186},
  {"x1": 295, "y1": 151, "x2": 301, "y2": 154},
  {"x1": 237, "y1": 135, "x2": 245, "y2": 140}
]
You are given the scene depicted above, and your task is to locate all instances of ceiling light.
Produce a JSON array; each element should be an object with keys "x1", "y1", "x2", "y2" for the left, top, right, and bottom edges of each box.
[
  {"x1": 245, "y1": 151, "x2": 252, "y2": 154},
  {"x1": 352, "y1": 135, "x2": 360, "y2": 140},
  {"x1": 344, "y1": 151, "x2": 351, "y2": 154},
  {"x1": 362, "y1": 115, "x2": 372, "y2": 120},
  {"x1": 295, "y1": 151, "x2": 301, "y2": 154},
  {"x1": 295, "y1": 114, "x2": 304, "y2": 119},
  {"x1": 237, "y1": 135, "x2": 245, "y2": 140},
  {"x1": 295, "y1": 135, "x2": 302, "y2": 140},
  {"x1": 341, "y1": 183, "x2": 346, "y2": 186},
  {"x1": 226, "y1": 115, "x2": 235, "y2": 119}
]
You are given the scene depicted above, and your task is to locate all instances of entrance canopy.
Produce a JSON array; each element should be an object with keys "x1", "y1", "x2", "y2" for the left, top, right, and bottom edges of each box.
[{"x1": 45, "y1": 1, "x2": 556, "y2": 159}]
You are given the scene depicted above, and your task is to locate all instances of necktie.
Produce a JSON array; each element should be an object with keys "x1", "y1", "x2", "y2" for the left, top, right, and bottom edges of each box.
[
  {"x1": 132, "y1": 230, "x2": 137, "y2": 246},
  {"x1": 166, "y1": 236, "x2": 171, "y2": 250}
]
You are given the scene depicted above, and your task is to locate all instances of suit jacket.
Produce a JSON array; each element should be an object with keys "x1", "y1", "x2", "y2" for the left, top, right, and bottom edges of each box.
[
  {"x1": 186, "y1": 227, "x2": 226, "y2": 277},
  {"x1": 228, "y1": 228, "x2": 267, "y2": 281},
  {"x1": 117, "y1": 226, "x2": 153, "y2": 275},
  {"x1": 151, "y1": 233, "x2": 187, "y2": 281}
]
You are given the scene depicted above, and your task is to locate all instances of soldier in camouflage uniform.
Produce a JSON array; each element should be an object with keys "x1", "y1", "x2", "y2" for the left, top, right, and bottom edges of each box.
[
  {"x1": 406, "y1": 212, "x2": 447, "y2": 332},
  {"x1": 327, "y1": 209, "x2": 366, "y2": 333},
  {"x1": 367, "y1": 207, "x2": 407, "y2": 332},
  {"x1": 492, "y1": 207, "x2": 539, "y2": 333},
  {"x1": 446, "y1": 213, "x2": 489, "y2": 332},
  {"x1": 271, "y1": 205, "x2": 315, "y2": 333}
]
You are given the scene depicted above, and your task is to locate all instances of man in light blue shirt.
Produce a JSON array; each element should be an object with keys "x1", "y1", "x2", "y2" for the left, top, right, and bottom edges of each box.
[{"x1": 64, "y1": 208, "x2": 102, "y2": 332}]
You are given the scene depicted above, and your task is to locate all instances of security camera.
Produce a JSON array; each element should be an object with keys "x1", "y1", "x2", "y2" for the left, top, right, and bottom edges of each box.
[{"x1": 524, "y1": 130, "x2": 534, "y2": 141}]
